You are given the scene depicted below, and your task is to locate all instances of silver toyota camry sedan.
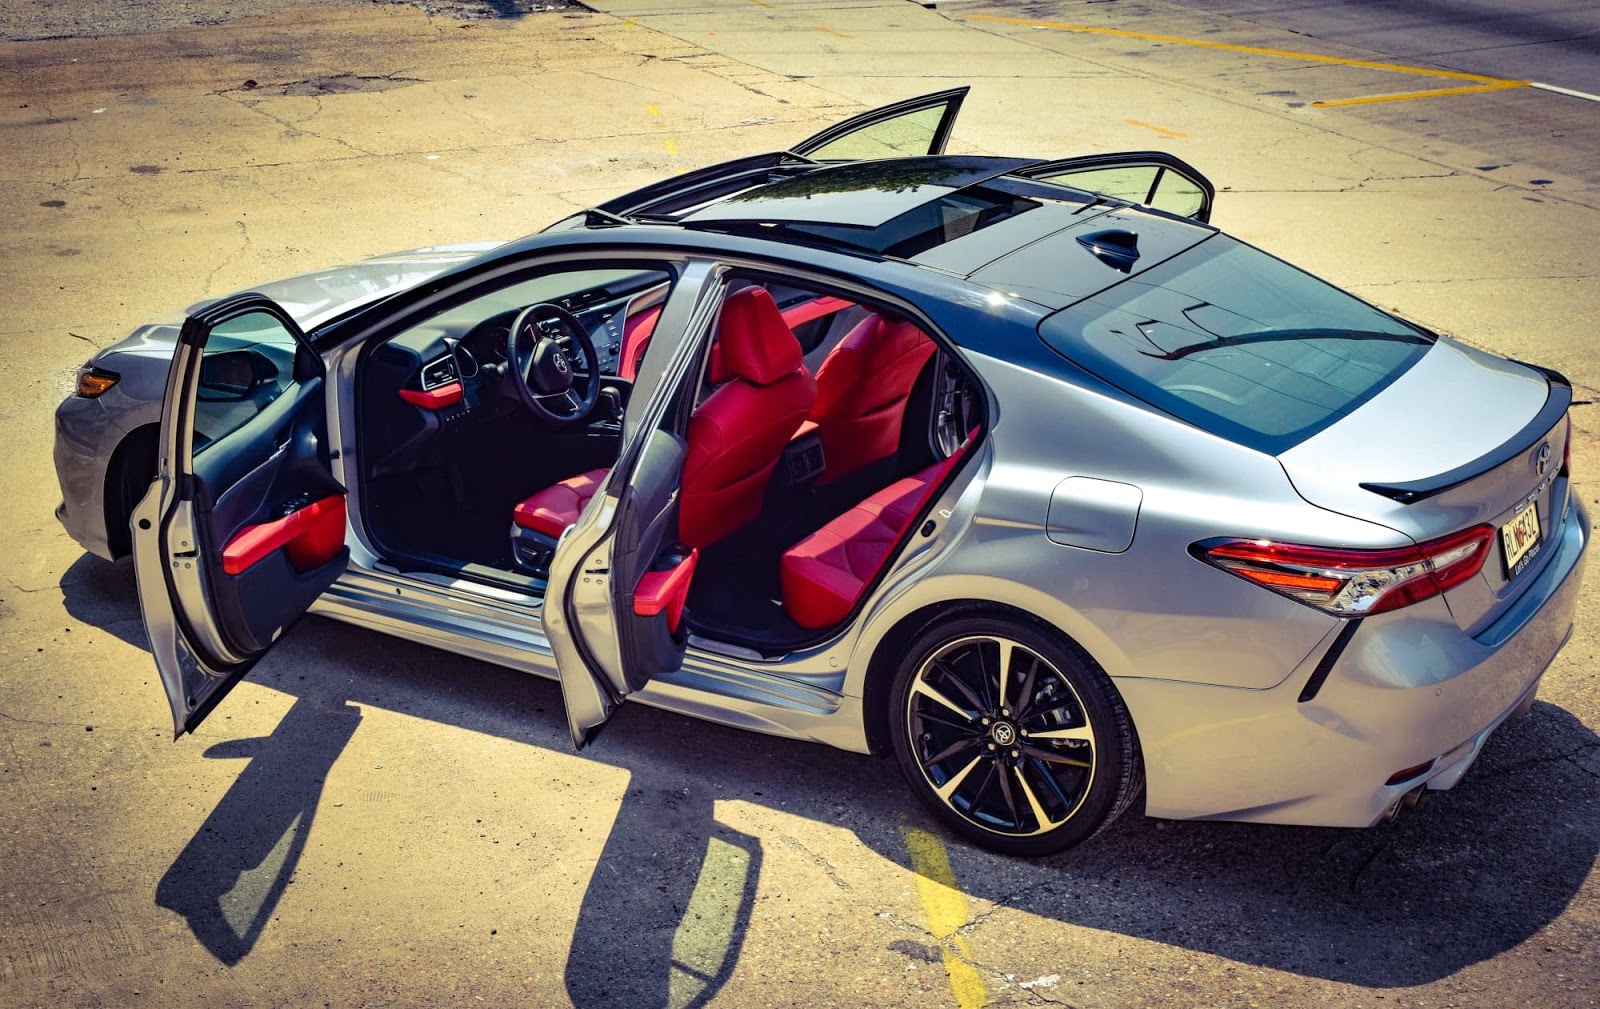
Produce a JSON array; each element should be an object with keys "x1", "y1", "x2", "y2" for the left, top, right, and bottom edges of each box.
[{"x1": 53, "y1": 89, "x2": 1588, "y2": 855}]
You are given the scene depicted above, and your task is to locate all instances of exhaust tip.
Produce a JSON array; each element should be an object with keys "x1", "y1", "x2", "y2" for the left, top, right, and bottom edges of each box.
[
  {"x1": 1401, "y1": 783, "x2": 1426, "y2": 811},
  {"x1": 1383, "y1": 783, "x2": 1428, "y2": 822}
]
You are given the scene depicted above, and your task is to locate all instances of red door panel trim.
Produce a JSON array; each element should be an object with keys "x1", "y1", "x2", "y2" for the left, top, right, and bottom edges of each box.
[
  {"x1": 782, "y1": 295, "x2": 854, "y2": 329},
  {"x1": 399, "y1": 382, "x2": 463, "y2": 408},
  {"x1": 633, "y1": 547, "x2": 700, "y2": 633},
  {"x1": 222, "y1": 495, "x2": 348, "y2": 576},
  {"x1": 619, "y1": 304, "x2": 664, "y2": 381}
]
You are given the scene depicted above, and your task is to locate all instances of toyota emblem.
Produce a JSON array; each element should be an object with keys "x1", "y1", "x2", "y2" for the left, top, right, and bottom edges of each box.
[
  {"x1": 553, "y1": 351, "x2": 569, "y2": 374},
  {"x1": 1536, "y1": 441, "x2": 1552, "y2": 476}
]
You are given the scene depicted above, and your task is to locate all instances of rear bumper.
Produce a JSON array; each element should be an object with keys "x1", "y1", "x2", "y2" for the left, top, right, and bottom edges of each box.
[{"x1": 1124, "y1": 497, "x2": 1588, "y2": 827}]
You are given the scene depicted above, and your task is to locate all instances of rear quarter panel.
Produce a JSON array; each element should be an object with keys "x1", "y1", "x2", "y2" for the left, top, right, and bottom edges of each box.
[{"x1": 847, "y1": 348, "x2": 1415, "y2": 695}]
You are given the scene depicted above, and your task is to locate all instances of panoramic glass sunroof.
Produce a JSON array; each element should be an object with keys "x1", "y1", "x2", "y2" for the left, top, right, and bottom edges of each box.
[
  {"x1": 680, "y1": 155, "x2": 1038, "y2": 228},
  {"x1": 679, "y1": 160, "x2": 1110, "y2": 259}
]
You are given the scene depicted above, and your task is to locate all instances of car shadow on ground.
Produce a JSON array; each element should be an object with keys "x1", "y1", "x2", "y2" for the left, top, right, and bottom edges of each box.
[
  {"x1": 61, "y1": 557, "x2": 1600, "y2": 993},
  {"x1": 59, "y1": 552, "x2": 145, "y2": 648}
]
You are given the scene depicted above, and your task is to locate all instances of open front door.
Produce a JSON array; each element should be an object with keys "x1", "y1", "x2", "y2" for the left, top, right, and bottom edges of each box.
[
  {"x1": 132, "y1": 294, "x2": 348, "y2": 737},
  {"x1": 792, "y1": 86, "x2": 969, "y2": 161},
  {"x1": 1016, "y1": 152, "x2": 1216, "y2": 222}
]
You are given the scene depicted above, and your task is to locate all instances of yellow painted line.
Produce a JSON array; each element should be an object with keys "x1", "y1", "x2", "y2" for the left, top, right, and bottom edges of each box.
[
  {"x1": 622, "y1": 16, "x2": 636, "y2": 28},
  {"x1": 1312, "y1": 79, "x2": 1530, "y2": 107},
  {"x1": 813, "y1": 25, "x2": 854, "y2": 40},
  {"x1": 1124, "y1": 118, "x2": 1187, "y2": 138},
  {"x1": 646, "y1": 103, "x2": 661, "y2": 118},
  {"x1": 745, "y1": 0, "x2": 772, "y2": 7},
  {"x1": 967, "y1": 12, "x2": 1510, "y2": 84},
  {"x1": 903, "y1": 827, "x2": 988, "y2": 1009},
  {"x1": 664, "y1": 137, "x2": 680, "y2": 156}
]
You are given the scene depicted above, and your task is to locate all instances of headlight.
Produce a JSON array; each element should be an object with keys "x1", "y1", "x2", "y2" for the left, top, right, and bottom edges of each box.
[{"x1": 75, "y1": 365, "x2": 120, "y2": 398}]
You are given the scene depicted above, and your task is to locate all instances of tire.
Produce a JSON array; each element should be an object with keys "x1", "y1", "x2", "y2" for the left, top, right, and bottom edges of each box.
[
  {"x1": 103, "y1": 426, "x2": 159, "y2": 559},
  {"x1": 888, "y1": 615, "x2": 1143, "y2": 856}
]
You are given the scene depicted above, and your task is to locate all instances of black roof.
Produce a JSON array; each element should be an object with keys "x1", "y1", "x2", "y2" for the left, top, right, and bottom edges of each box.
[{"x1": 564, "y1": 151, "x2": 1219, "y2": 310}]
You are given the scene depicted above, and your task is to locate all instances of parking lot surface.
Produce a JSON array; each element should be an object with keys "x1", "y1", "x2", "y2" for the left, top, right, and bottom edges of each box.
[{"x1": 1, "y1": 2, "x2": 1597, "y2": 1006}]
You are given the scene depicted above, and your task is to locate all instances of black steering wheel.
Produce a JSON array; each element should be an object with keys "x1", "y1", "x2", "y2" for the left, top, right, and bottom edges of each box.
[{"x1": 505, "y1": 302, "x2": 601, "y2": 425}]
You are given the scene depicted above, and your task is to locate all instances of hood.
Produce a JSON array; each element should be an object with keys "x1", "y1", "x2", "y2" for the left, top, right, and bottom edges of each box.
[{"x1": 183, "y1": 240, "x2": 507, "y2": 331}]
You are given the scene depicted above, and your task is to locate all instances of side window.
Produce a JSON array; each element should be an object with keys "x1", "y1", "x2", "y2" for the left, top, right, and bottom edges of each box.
[
  {"x1": 1041, "y1": 165, "x2": 1158, "y2": 204},
  {"x1": 192, "y1": 311, "x2": 301, "y2": 454},
  {"x1": 1146, "y1": 173, "x2": 1206, "y2": 217},
  {"x1": 804, "y1": 105, "x2": 948, "y2": 161},
  {"x1": 1027, "y1": 161, "x2": 1211, "y2": 221},
  {"x1": 791, "y1": 88, "x2": 967, "y2": 162}
]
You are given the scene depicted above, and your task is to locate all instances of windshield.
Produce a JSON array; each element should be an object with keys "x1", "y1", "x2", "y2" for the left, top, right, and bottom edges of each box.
[{"x1": 1039, "y1": 236, "x2": 1433, "y2": 453}]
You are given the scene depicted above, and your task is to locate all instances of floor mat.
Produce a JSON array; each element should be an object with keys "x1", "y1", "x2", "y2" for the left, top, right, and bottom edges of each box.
[{"x1": 685, "y1": 522, "x2": 807, "y2": 645}]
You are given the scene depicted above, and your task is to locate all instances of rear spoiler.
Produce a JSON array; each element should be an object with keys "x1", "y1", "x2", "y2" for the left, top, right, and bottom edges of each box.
[{"x1": 1360, "y1": 365, "x2": 1572, "y2": 504}]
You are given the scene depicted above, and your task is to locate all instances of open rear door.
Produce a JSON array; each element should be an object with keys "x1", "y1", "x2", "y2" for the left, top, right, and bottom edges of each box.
[
  {"x1": 1016, "y1": 152, "x2": 1216, "y2": 222},
  {"x1": 132, "y1": 294, "x2": 348, "y2": 737},
  {"x1": 792, "y1": 87, "x2": 969, "y2": 161},
  {"x1": 541, "y1": 266, "x2": 722, "y2": 747},
  {"x1": 542, "y1": 425, "x2": 701, "y2": 748}
]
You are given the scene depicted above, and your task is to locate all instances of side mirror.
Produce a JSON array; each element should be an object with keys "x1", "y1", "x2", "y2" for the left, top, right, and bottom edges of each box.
[{"x1": 196, "y1": 349, "x2": 280, "y2": 401}]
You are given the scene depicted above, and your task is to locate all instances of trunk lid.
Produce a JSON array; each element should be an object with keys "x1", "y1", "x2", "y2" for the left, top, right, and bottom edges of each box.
[{"x1": 1278, "y1": 338, "x2": 1571, "y2": 635}]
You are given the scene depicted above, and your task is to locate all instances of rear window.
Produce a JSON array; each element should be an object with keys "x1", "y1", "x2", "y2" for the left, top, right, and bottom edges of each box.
[{"x1": 1038, "y1": 236, "x2": 1433, "y2": 453}]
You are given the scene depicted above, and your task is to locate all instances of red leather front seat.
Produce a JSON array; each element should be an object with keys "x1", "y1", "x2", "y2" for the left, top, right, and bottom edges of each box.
[
  {"x1": 679, "y1": 287, "x2": 816, "y2": 548},
  {"x1": 808, "y1": 313, "x2": 936, "y2": 484},
  {"x1": 512, "y1": 467, "x2": 607, "y2": 539},
  {"x1": 510, "y1": 287, "x2": 814, "y2": 567}
]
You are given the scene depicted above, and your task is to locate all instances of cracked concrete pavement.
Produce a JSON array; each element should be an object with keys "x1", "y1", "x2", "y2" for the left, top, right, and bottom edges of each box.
[{"x1": 2, "y1": 1, "x2": 1599, "y2": 1007}]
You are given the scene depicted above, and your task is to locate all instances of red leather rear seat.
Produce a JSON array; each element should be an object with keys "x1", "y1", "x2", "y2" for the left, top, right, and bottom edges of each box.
[
  {"x1": 780, "y1": 446, "x2": 970, "y2": 630},
  {"x1": 808, "y1": 313, "x2": 936, "y2": 485}
]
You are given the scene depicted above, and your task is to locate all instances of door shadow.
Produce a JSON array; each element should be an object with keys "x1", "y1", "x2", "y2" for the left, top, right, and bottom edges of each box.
[
  {"x1": 61, "y1": 554, "x2": 1600, "y2": 990},
  {"x1": 154, "y1": 696, "x2": 361, "y2": 965},
  {"x1": 564, "y1": 774, "x2": 763, "y2": 1009}
]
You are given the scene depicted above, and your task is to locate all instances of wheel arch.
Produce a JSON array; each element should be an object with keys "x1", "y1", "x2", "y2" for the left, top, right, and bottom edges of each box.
[
  {"x1": 102, "y1": 423, "x2": 160, "y2": 558},
  {"x1": 860, "y1": 597, "x2": 1136, "y2": 758}
]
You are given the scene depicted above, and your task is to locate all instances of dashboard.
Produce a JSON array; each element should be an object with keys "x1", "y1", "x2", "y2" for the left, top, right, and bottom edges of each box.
[
  {"x1": 384, "y1": 268, "x2": 672, "y2": 413},
  {"x1": 360, "y1": 270, "x2": 875, "y2": 485}
]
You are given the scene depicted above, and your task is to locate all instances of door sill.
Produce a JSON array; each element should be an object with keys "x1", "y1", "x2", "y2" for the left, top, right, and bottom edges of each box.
[{"x1": 375, "y1": 558, "x2": 546, "y2": 604}]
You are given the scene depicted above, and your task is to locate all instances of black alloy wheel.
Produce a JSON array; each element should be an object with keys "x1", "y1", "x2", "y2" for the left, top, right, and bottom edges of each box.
[{"x1": 889, "y1": 616, "x2": 1142, "y2": 856}]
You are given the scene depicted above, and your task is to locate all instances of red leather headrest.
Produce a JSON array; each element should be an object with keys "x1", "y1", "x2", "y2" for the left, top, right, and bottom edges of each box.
[{"x1": 714, "y1": 287, "x2": 802, "y2": 387}]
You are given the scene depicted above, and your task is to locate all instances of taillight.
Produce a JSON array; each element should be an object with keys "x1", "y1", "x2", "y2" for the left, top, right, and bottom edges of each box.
[
  {"x1": 1561, "y1": 418, "x2": 1572, "y2": 478},
  {"x1": 1195, "y1": 525, "x2": 1496, "y2": 617}
]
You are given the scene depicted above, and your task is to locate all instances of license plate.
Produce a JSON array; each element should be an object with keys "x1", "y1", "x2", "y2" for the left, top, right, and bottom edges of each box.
[{"x1": 1501, "y1": 502, "x2": 1542, "y2": 577}]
